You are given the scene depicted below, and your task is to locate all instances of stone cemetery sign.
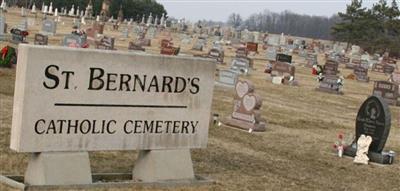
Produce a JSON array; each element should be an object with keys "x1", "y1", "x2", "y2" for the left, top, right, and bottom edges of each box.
[
  {"x1": 9, "y1": 45, "x2": 216, "y2": 186},
  {"x1": 222, "y1": 80, "x2": 266, "y2": 132},
  {"x1": 11, "y1": 44, "x2": 216, "y2": 152},
  {"x1": 344, "y1": 96, "x2": 395, "y2": 164},
  {"x1": 34, "y1": 34, "x2": 48, "y2": 45},
  {"x1": 41, "y1": 19, "x2": 57, "y2": 35},
  {"x1": 276, "y1": 53, "x2": 292, "y2": 64},
  {"x1": 354, "y1": 65, "x2": 369, "y2": 82},
  {"x1": 372, "y1": 81, "x2": 400, "y2": 106},
  {"x1": 216, "y1": 69, "x2": 238, "y2": 87}
]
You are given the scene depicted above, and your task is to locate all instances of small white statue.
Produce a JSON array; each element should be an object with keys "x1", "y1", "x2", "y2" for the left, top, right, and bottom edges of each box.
[{"x1": 353, "y1": 134, "x2": 372, "y2": 165}]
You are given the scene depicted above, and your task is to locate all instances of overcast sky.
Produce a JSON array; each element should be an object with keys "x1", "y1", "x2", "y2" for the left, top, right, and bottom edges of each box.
[{"x1": 158, "y1": 0, "x2": 379, "y2": 22}]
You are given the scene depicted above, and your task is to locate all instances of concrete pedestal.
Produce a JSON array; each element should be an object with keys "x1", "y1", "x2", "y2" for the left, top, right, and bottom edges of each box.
[
  {"x1": 132, "y1": 149, "x2": 195, "y2": 182},
  {"x1": 24, "y1": 152, "x2": 92, "y2": 185}
]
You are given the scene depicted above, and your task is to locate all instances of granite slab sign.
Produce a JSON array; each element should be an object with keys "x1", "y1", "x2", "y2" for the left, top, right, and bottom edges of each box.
[
  {"x1": 372, "y1": 81, "x2": 400, "y2": 106},
  {"x1": 10, "y1": 44, "x2": 216, "y2": 152}
]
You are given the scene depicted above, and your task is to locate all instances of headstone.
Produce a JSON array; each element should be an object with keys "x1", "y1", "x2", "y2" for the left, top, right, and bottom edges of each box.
[
  {"x1": 235, "y1": 46, "x2": 248, "y2": 57},
  {"x1": 372, "y1": 81, "x2": 400, "y2": 106},
  {"x1": 62, "y1": 34, "x2": 86, "y2": 48},
  {"x1": 344, "y1": 96, "x2": 395, "y2": 164},
  {"x1": 18, "y1": 19, "x2": 28, "y2": 31},
  {"x1": 306, "y1": 52, "x2": 318, "y2": 67},
  {"x1": 10, "y1": 28, "x2": 27, "y2": 44},
  {"x1": 96, "y1": 36, "x2": 115, "y2": 50},
  {"x1": 41, "y1": 19, "x2": 57, "y2": 35},
  {"x1": 246, "y1": 42, "x2": 258, "y2": 53},
  {"x1": 276, "y1": 53, "x2": 292, "y2": 64},
  {"x1": 266, "y1": 47, "x2": 277, "y2": 61},
  {"x1": 192, "y1": 40, "x2": 203, "y2": 52},
  {"x1": 270, "y1": 61, "x2": 296, "y2": 85},
  {"x1": 11, "y1": 44, "x2": 216, "y2": 184},
  {"x1": 208, "y1": 48, "x2": 224, "y2": 64},
  {"x1": 354, "y1": 65, "x2": 369, "y2": 82},
  {"x1": 128, "y1": 41, "x2": 145, "y2": 51},
  {"x1": 316, "y1": 75, "x2": 343, "y2": 94},
  {"x1": 160, "y1": 46, "x2": 180, "y2": 56},
  {"x1": 230, "y1": 57, "x2": 250, "y2": 75},
  {"x1": 390, "y1": 72, "x2": 400, "y2": 84},
  {"x1": 0, "y1": 16, "x2": 6, "y2": 40},
  {"x1": 215, "y1": 69, "x2": 238, "y2": 87},
  {"x1": 323, "y1": 60, "x2": 339, "y2": 76},
  {"x1": 34, "y1": 34, "x2": 48, "y2": 45},
  {"x1": 221, "y1": 80, "x2": 266, "y2": 131}
]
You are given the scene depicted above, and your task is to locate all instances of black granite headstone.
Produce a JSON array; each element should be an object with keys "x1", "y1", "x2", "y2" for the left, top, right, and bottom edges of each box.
[
  {"x1": 355, "y1": 96, "x2": 391, "y2": 153},
  {"x1": 276, "y1": 53, "x2": 292, "y2": 64}
]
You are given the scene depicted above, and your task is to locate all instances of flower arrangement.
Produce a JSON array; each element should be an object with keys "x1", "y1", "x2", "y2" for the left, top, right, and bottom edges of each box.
[{"x1": 333, "y1": 133, "x2": 347, "y2": 157}]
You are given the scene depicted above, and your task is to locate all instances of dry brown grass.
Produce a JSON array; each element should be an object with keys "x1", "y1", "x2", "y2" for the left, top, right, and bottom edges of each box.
[{"x1": 0, "y1": 8, "x2": 400, "y2": 191}]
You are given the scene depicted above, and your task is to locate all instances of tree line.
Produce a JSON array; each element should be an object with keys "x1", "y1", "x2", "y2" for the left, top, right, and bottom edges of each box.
[
  {"x1": 227, "y1": 10, "x2": 340, "y2": 40},
  {"x1": 227, "y1": 0, "x2": 400, "y2": 56},
  {"x1": 9, "y1": 0, "x2": 167, "y2": 21},
  {"x1": 332, "y1": 0, "x2": 399, "y2": 56}
]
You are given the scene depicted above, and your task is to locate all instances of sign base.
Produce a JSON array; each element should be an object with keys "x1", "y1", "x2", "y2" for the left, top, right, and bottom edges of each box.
[
  {"x1": 133, "y1": 149, "x2": 195, "y2": 182},
  {"x1": 24, "y1": 152, "x2": 92, "y2": 185}
]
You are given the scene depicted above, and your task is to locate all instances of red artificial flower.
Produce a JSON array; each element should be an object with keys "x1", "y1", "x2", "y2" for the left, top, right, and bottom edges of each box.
[
  {"x1": 333, "y1": 144, "x2": 337, "y2": 149},
  {"x1": 338, "y1": 133, "x2": 343, "y2": 140}
]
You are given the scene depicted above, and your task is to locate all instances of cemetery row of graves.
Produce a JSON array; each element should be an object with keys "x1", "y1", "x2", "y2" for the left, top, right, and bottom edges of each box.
[{"x1": 0, "y1": 2, "x2": 399, "y2": 190}]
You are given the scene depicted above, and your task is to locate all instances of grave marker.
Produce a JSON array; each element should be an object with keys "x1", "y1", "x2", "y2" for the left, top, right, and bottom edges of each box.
[
  {"x1": 96, "y1": 36, "x2": 115, "y2": 50},
  {"x1": 270, "y1": 61, "x2": 296, "y2": 85},
  {"x1": 276, "y1": 53, "x2": 292, "y2": 64},
  {"x1": 222, "y1": 80, "x2": 266, "y2": 131},
  {"x1": 215, "y1": 69, "x2": 238, "y2": 87},
  {"x1": 34, "y1": 33, "x2": 48, "y2": 45},
  {"x1": 354, "y1": 65, "x2": 369, "y2": 82},
  {"x1": 41, "y1": 19, "x2": 57, "y2": 35},
  {"x1": 372, "y1": 81, "x2": 400, "y2": 106},
  {"x1": 231, "y1": 57, "x2": 251, "y2": 75},
  {"x1": 344, "y1": 96, "x2": 395, "y2": 164}
]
